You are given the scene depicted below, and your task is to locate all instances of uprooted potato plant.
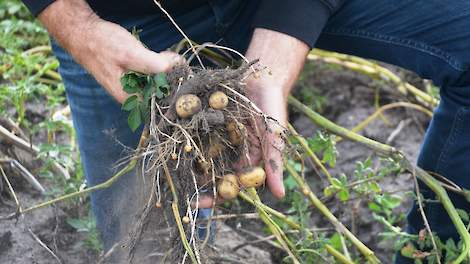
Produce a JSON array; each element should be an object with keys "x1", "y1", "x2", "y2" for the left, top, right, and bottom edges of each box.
[{"x1": 117, "y1": 57, "x2": 289, "y2": 263}]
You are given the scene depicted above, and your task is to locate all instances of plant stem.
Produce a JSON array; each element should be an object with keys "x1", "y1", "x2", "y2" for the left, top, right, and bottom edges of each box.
[
  {"x1": 162, "y1": 162, "x2": 198, "y2": 264},
  {"x1": 21, "y1": 158, "x2": 137, "y2": 214},
  {"x1": 285, "y1": 163, "x2": 380, "y2": 263},
  {"x1": 244, "y1": 188, "x2": 301, "y2": 264},
  {"x1": 289, "y1": 96, "x2": 396, "y2": 156},
  {"x1": 309, "y1": 49, "x2": 438, "y2": 108},
  {"x1": 325, "y1": 244, "x2": 355, "y2": 264},
  {"x1": 288, "y1": 124, "x2": 334, "y2": 184},
  {"x1": 289, "y1": 95, "x2": 470, "y2": 263}
]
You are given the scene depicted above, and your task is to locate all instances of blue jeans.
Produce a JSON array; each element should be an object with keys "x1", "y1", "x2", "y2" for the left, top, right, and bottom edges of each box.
[{"x1": 53, "y1": 0, "x2": 470, "y2": 262}]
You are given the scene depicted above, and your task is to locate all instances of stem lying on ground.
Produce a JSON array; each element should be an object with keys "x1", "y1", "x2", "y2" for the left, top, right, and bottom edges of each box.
[
  {"x1": 20, "y1": 158, "x2": 137, "y2": 214},
  {"x1": 309, "y1": 49, "x2": 438, "y2": 108},
  {"x1": 285, "y1": 163, "x2": 380, "y2": 264},
  {"x1": 288, "y1": 95, "x2": 470, "y2": 263}
]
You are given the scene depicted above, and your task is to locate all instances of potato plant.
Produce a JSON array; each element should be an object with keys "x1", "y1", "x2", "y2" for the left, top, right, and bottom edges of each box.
[{"x1": 3, "y1": 1, "x2": 470, "y2": 263}]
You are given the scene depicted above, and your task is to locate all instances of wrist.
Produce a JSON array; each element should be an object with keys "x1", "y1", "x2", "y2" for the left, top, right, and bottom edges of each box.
[{"x1": 39, "y1": 0, "x2": 100, "y2": 56}]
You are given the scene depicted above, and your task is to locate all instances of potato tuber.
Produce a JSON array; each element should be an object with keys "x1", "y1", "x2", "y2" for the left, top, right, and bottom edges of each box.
[
  {"x1": 176, "y1": 94, "x2": 202, "y2": 119},
  {"x1": 217, "y1": 174, "x2": 239, "y2": 200},
  {"x1": 209, "y1": 91, "x2": 229, "y2": 110},
  {"x1": 239, "y1": 167, "x2": 266, "y2": 188},
  {"x1": 226, "y1": 120, "x2": 245, "y2": 146}
]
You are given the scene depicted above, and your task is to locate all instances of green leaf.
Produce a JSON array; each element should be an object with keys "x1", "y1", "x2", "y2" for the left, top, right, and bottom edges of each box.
[
  {"x1": 121, "y1": 72, "x2": 141, "y2": 94},
  {"x1": 328, "y1": 233, "x2": 342, "y2": 250},
  {"x1": 323, "y1": 186, "x2": 336, "y2": 197},
  {"x1": 154, "y1": 72, "x2": 169, "y2": 88},
  {"x1": 368, "y1": 202, "x2": 381, "y2": 213},
  {"x1": 331, "y1": 178, "x2": 342, "y2": 188},
  {"x1": 457, "y1": 208, "x2": 469, "y2": 223},
  {"x1": 369, "y1": 181, "x2": 382, "y2": 193},
  {"x1": 66, "y1": 218, "x2": 88, "y2": 232},
  {"x1": 155, "y1": 86, "x2": 165, "y2": 99},
  {"x1": 338, "y1": 189, "x2": 349, "y2": 202},
  {"x1": 283, "y1": 175, "x2": 297, "y2": 190},
  {"x1": 143, "y1": 83, "x2": 154, "y2": 103},
  {"x1": 127, "y1": 107, "x2": 142, "y2": 132},
  {"x1": 400, "y1": 243, "x2": 416, "y2": 259},
  {"x1": 121, "y1": 95, "x2": 139, "y2": 111}
]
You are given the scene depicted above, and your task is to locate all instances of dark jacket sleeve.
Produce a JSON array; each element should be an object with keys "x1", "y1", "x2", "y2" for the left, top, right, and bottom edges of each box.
[
  {"x1": 252, "y1": 0, "x2": 345, "y2": 48},
  {"x1": 22, "y1": 0, "x2": 55, "y2": 16}
]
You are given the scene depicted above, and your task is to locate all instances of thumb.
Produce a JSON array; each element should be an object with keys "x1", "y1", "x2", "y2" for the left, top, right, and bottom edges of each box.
[{"x1": 126, "y1": 48, "x2": 184, "y2": 74}]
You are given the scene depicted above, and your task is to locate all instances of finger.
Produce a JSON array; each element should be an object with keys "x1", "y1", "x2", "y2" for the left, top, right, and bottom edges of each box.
[
  {"x1": 263, "y1": 123, "x2": 286, "y2": 198},
  {"x1": 127, "y1": 48, "x2": 184, "y2": 74}
]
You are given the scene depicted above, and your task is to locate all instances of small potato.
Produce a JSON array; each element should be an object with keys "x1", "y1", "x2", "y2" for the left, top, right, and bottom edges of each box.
[
  {"x1": 226, "y1": 121, "x2": 245, "y2": 146},
  {"x1": 207, "y1": 139, "x2": 225, "y2": 158},
  {"x1": 196, "y1": 159, "x2": 211, "y2": 175},
  {"x1": 239, "y1": 167, "x2": 266, "y2": 188},
  {"x1": 184, "y1": 144, "x2": 193, "y2": 153},
  {"x1": 217, "y1": 174, "x2": 239, "y2": 200},
  {"x1": 182, "y1": 216, "x2": 190, "y2": 224},
  {"x1": 209, "y1": 91, "x2": 229, "y2": 110},
  {"x1": 176, "y1": 94, "x2": 202, "y2": 119}
]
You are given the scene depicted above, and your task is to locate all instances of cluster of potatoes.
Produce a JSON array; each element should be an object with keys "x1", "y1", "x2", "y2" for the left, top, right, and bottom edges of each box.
[
  {"x1": 175, "y1": 91, "x2": 229, "y2": 119},
  {"x1": 174, "y1": 91, "x2": 266, "y2": 201},
  {"x1": 217, "y1": 167, "x2": 266, "y2": 200}
]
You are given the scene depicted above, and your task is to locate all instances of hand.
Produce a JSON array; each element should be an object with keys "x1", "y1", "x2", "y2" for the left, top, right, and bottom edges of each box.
[
  {"x1": 39, "y1": 0, "x2": 184, "y2": 103},
  {"x1": 241, "y1": 81, "x2": 288, "y2": 198},
  {"x1": 67, "y1": 20, "x2": 184, "y2": 103}
]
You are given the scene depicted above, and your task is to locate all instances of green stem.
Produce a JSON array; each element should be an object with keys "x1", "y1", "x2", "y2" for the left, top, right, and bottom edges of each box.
[
  {"x1": 21, "y1": 159, "x2": 137, "y2": 214},
  {"x1": 288, "y1": 124, "x2": 334, "y2": 184},
  {"x1": 325, "y1": 244, "x2": 355, "y2": 264},
  {"x1": 285, "y1": 163, "x2": 380, "y2": 263},
  {"x1": 288, "y1": 96, "x2": 396, "y2": 156},
  {"x1": 162, "y1": 162, "x2": 198, "y2": 264},
  {"x1": 289, "y1": 95, "x2": 470, "y2": 263}
]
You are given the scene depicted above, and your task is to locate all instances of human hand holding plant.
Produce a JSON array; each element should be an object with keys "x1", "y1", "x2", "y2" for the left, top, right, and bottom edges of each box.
[
  {"x1": 242, "y1": 28, "x2": 310, "y2": 199},
  {"x1": 38, "y1": 0, "x2": 183, "y2": 103}
]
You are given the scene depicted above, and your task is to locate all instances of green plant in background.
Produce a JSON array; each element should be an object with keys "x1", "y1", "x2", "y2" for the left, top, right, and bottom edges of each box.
[{"x1": 67, "y1": 211, "x2": 102, "y2": 252}]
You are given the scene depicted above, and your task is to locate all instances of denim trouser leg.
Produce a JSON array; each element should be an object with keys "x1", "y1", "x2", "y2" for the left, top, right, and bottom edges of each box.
[{"x1": 316, "y1": 1, "x2": 470, "y2": 263}]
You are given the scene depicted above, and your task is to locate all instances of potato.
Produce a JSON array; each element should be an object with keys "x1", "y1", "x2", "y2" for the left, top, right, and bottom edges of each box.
[
  {"x1": 184, "y1": 144, "x2": 193, "y2": 153},
  {"x1": 239, "y1": 167, "x2": 266, "y2": 188},
  {"x1": 217, "y1": 174, "x2": 239, "y2": 200},
  {"x1": 226, "y1": 121, "x2": 245, "y2": 146},
  {"x1": 196, "y1": 159, "x2": 211, "y2": 175},
  {"x1": 176, "y1": 94, "x2": 202, "y2": 119},
  {"x1": 209, "y1": 91, "x2": 229, "y2": 110},
  {"x1": 182, "y1": 216, "x2": 190, "y2": 224},
  {"x1": 207, "y1": 138, "x2": 225, "y2": 158}
]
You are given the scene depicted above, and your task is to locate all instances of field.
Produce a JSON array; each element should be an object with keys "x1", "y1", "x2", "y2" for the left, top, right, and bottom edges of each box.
[{"x1": 1, "y1": 1, "x2": 468, "y2": 264}]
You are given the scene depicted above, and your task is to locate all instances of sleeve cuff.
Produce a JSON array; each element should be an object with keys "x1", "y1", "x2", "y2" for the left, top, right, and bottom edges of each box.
[
  {"x1": 22, "y1": 0, "x2": 55, "y2": 17},
  {"x1": 252, "y1": 0, "x2": 332, "y2": 48}
]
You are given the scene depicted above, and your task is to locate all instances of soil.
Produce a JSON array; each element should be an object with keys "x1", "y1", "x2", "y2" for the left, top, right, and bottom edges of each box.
[{"x1": 0, "y1": 59, "x2": 430, "y2": 263}]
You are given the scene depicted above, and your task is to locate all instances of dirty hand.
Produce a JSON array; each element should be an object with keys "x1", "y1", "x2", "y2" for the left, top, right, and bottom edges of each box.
[
  {"x1": 39, "y1": 0, "x2": 184, "y2": 103},
  {"x1": 243, "y1": 81, "x2": 288, "y2": 198}
]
